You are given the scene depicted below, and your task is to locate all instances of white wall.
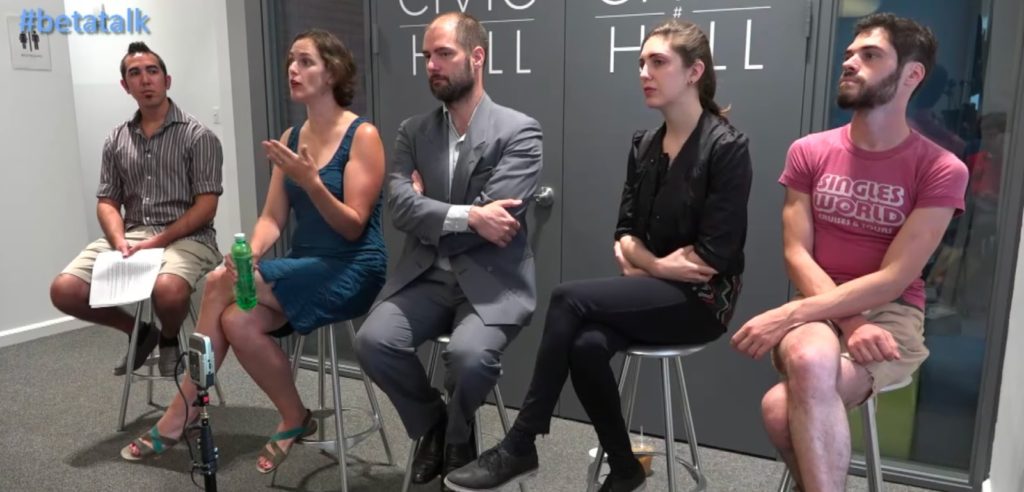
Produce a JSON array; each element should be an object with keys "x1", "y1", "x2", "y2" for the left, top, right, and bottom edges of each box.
[
  {"x1": 0, "y1": 0, "x2": 254, "y2": 345},
  {"x1": 0, "y1": 0, "x2": 93, "y2": 344},
  {"x1": 984, "y1": 0, "x2": 1024, "y2": 489},
  {"x1": 66, "y1": 0, "x2": 243, "y2": 254},
  {"x1": 988, "y1": 127, "x2": 1024, "y2": 489},
  {"x1": 990, "y1": 229, "x2": 1024, "y2": 488}
]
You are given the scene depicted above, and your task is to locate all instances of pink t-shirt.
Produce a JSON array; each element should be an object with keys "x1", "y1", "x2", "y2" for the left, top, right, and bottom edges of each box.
[{"x1": 779, "y1": 125, "x2": 969, "y2": 309}]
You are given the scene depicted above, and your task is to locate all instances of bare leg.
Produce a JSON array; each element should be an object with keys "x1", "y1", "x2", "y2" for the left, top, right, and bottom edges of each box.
[
  {"x1": 762, "y1": 383, "x2": 803, "y2": 490},
  {"x1": 124, "y1": 268, "x2": 236, "y2": 457},
  {"x1": 50, "y1": 274, "x2": 134, "y2": 334},
  {"x1": 150, "y1": 274, "x2": 192, "y2": 339},
  {"x1": 218, "y1": 274, "x2": 299, "y2": 472},
  {"x1": 776, "y1": 323, "x2": 873, "y2": 492}
]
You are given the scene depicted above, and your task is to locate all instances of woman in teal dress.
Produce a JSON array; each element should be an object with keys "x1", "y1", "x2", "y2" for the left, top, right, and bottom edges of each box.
[{"x1": 121, "y1": 29, "x2": 387, "y2": 474}]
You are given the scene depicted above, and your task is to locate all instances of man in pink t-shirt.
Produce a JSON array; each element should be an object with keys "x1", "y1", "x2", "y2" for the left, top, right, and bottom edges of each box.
[{"x1": 730, "y1": 13, "x2": 968, "y2": 492}]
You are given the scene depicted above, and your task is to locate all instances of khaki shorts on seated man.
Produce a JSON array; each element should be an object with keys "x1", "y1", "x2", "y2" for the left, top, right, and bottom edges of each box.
[
  {"x1": 50, "y1": 41, "x2": 223, "y2": 377},
  {"x1": 730, "y1": 13, "x2": 968, "y2": 492}
]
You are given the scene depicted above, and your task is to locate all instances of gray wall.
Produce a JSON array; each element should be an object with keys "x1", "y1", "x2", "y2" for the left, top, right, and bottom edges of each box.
[
  {"x1": 557, "y1": 0, "x2": 815, "y2": 459},
  {"x1": 371, "y1": 0, "x2": 567, "y2": 408},
  {"x1": 370, "y1": 0, "x2": 815, "y2": 458}
]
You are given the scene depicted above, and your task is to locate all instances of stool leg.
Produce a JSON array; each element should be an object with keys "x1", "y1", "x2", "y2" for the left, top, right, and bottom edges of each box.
[
  {"x1": 402, "y1": 342, "x2": 444, "y2": 492},
  {"x1": 624, "y1": 356, "x2": 642, "y2": 430},
  {"x1": 117, "y1": 302, "x2": 145, "y2": 431},
  {"x1": 178, "y1": 309, "x2": 190, "y2": 341},
  {"x1": 492, "y1": 386, "x2": 528, "y2": 492},
  {"x1": 146, "y1": 304, "x2": 157, "y2": 405},
  {"x1": 173, "y1": 325, "x2": 189, "y2": 393},
  {"x1": 401, "y1": 436, "x2": 418, "y2": 492},
  {"x1": 345, "y1": 322, "x2": 394, "y2": 466},
  {"x1": 474, "y1": 408, "x2": 484, "y2": 458},
  {"x1": 146, "y1": 361, "x2": 155, "y2": 405},
  {"x1": 861, "y1": 395, "x2": 883, "y2": 492},
  {"x1": 328, "y1": 326, "x2": 350, "y2": 492},
  {"x1": 493, "y1": 384, "x2": 512, "y2": 433},
  {"x1": 675, "y1": 357, "x2": 703, "y2": 476},
  {"x1": 290, "y1": 335, "x2": 306, "y2": 382},
  {"x1": 662, "y1": 358, "x2": 678, "y2": 492},
  {"x1": 177, "y1": 326, "x2": 189, "y2": 355},
  {"x1": 778, "y1": 468, "x2": 794, "y2": 492},
  {"x1": 589, "y1": 355, "x2": 634, "y2": 492},
  {"x1": 317, "y1": 329, "x2": 327, "y2": 398},
  {"x1": 317, "y1": 328, "x2": 327, "y2": 442}
]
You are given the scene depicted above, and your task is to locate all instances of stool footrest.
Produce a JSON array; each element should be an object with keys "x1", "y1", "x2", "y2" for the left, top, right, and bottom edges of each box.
[
  {"x1": 300, "y1": 406, "x2": 384, "y2": 453},
  {"x1": 129, "y1": 373, "x2": 179, "y2": 382},
  {"x1": 588, "y1": 449, "x2": 705, "y2": 491}
]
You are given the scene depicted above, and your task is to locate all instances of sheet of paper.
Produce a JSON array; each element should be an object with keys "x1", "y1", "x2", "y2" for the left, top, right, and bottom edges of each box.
[{"x1": 89, "y1": 248, "x2": 164, "y2": 308}]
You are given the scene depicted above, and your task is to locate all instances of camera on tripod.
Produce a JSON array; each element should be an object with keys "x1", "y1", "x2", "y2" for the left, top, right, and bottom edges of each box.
[{"x1": 188, "y1": 333, "x2": 215, "y2": 390}]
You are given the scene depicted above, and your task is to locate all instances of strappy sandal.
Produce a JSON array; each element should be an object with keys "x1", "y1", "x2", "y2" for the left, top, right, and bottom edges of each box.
[
  {"x1": 256, "y1": 409, "x2": 318, "y2": 474},
  {"x1": 120, "y1": 425, "x2": 180, "y2": 461}
]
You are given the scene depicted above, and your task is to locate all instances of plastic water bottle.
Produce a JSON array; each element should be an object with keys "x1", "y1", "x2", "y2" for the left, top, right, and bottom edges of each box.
[{"x1": 231, "y1": 233, "x2": 258, "y2": 311}]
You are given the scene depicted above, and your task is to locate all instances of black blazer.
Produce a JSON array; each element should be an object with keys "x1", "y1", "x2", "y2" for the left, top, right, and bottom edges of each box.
[
  {"x1": 614, "y1": 111, "x2": 752, "y2": 326},
  {"x1": 615, "y1": 111, "x2": 752, "y2": 277}
]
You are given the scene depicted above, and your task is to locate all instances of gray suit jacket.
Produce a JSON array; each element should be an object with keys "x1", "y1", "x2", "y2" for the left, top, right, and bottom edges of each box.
[{"x1": 376, "y1": 94, "x2": 543, "y2": 327}]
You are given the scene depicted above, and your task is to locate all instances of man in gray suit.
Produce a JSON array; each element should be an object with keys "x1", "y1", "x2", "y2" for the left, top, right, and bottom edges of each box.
[{"x1": 354, "y1": 12, "x2": 543, "y2": 489}]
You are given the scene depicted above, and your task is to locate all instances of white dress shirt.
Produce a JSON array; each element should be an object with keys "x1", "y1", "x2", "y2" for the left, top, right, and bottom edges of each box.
[{"x1": 435, "y1": 101, "x2": 481, "y2": 270}]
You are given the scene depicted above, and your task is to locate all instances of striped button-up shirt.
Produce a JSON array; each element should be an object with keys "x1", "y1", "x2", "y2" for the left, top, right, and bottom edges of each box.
[{"x1": 97, "y1": 99, "x2": 223, "y2": 251}]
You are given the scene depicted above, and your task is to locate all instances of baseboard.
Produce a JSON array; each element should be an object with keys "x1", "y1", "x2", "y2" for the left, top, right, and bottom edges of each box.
[{"x1": 0, "y1": 316, "x2": 91, "y2": 348}]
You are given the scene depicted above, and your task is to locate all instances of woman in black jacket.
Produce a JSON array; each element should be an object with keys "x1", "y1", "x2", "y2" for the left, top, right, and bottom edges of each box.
[{"x1": 445, "y1": 19, "x2": 753, "y2": 492}]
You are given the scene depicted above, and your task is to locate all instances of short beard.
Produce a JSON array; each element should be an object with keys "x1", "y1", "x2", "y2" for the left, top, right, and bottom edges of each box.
[
  {"x1": 430, "y1": 59, "x2": 474, "y2": 104},
  {"x1": 836, "y1": 66, "x2": 900, "y2": 110}
]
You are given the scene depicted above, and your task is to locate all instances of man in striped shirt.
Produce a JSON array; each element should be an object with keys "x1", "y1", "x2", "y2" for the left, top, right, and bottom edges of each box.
[{"x1": 50, "y1": 42, "x2": 223, "y2": 377}]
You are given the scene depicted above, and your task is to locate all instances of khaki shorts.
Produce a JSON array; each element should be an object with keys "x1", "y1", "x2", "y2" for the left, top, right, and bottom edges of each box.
[
  {"x1": 62, "y1": 227, "x2": 222, "y2": 290},
  {"x1": 772, "y1": 300, "x2": 928, "y2": 396}
]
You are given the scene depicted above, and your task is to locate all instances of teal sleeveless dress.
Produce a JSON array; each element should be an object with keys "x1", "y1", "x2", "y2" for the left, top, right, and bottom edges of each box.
[{"x1": 258, "y1": 118, "x2": 387, "y2": 333}]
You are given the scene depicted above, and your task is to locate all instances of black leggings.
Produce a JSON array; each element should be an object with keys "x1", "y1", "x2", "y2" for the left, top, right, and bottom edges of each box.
[{"x1": 513, "y1": 276, "x2": 723, "y2": 469}]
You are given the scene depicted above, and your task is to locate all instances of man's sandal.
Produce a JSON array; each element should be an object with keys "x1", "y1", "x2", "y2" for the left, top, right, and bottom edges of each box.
[
  {"x1": 120, "y1": 425, "x2": 180, "y2": 461},
  {"x1": 256, "y1": 409, "x2": 318, "y2": 474}
]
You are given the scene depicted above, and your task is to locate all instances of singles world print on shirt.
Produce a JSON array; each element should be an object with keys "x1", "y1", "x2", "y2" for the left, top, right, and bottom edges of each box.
[{"x1": 813, "y1": 173, "x2": 907, "y2": 235}]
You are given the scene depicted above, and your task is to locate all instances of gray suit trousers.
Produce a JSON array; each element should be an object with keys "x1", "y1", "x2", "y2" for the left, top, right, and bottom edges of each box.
[{"x1": 355, "y1": 268, "x2": 521, "y2": 443}]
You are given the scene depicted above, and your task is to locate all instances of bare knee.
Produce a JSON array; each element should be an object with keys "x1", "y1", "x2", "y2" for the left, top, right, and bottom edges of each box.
[
  {"x1": 762, "y1": 385, "x2": 791, "y2": 448},
  {"x1": 202, "y1": 268, "x2": 233, "y2": 300},
  {"x1": 50, "y1": 274, "x2": 89, "y2": 313},
  {"x1": 220, "y1": 310, "x2": 246, "y2": 340},
  {"x1": 220, "y1": 309, "x2": 266, "y2": 349},
  {"x1": 781, "y1": 344, "x2": 839, "y2": 396},
  {"x1": 152, "y1": 275, "x2": 192, "y2": 313}
]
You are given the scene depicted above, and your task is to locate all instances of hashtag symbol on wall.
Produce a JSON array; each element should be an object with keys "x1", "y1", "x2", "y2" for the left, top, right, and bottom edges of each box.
[
  {"x1": 19, "y1": 9, "x2": 35, "y2": 32},
  {"x1": 673, "y1": 6, "x2": 683, "y2": 18}
]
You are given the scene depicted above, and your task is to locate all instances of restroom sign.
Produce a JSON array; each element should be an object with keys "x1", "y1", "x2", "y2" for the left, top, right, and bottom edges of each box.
[{"x1": 7, "y1": 16, "x2": 51, "y2": 71}]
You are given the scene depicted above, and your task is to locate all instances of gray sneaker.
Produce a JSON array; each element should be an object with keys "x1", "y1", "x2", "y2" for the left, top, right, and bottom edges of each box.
[
  {"x1": 158, "y1": 344, "x2": 184, "y2": 377},
  {"x1": 113, "y1": 322, "x2": 160, "y2": 376}
]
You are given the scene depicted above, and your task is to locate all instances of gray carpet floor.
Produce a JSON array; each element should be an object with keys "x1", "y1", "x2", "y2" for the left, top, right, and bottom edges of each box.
[{"x1": 0, "y1": 328, "x2": 937, "y2": 492}]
